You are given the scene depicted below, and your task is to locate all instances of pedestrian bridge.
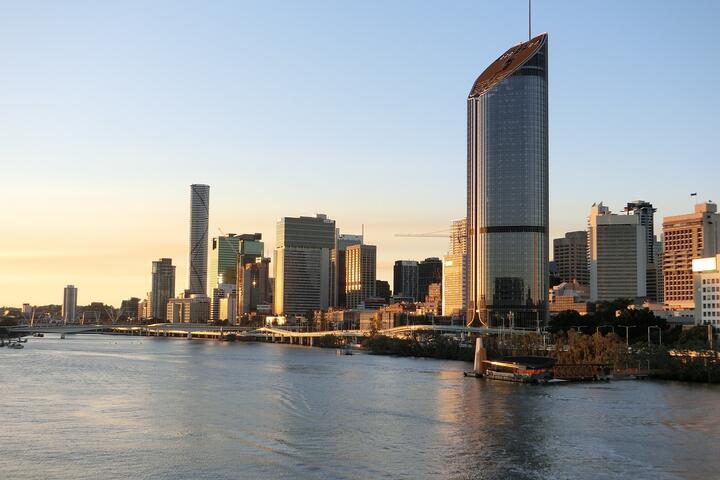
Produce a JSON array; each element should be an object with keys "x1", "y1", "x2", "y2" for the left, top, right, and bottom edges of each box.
[{"x1": 8, "y1": 323, "x2": 537, "y2": 340}]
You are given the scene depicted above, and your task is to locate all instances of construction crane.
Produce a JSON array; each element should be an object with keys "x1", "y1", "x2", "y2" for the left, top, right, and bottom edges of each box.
[
  {"x1": 395, "y1": 228, "x2": 465, "y2": 253},
  {"x1": 394, "y1": 233, "x2": 449, "y2": 238},
  {"x1": 394, "y1": 229, "x2": 450, "y2": 238}
]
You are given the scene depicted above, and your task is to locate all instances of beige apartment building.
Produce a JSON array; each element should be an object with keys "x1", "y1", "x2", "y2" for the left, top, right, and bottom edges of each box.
[{"x1": 663, "y1": 202, "x2": 720, "y2": 309}]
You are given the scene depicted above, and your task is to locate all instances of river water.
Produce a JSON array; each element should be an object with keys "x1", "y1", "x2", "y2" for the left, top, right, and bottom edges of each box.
[{"x1": 1, "y1": 335, "x2": 718, "y2": 479}]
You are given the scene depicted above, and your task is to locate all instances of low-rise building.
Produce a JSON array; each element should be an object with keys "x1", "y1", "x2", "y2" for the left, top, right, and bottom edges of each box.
[
  {"x1": 167, "y1": 290, "x2": 210, "y2": 323},
  {"x1": 549, "y1": 281, "x2": 594, "y2": 315}
]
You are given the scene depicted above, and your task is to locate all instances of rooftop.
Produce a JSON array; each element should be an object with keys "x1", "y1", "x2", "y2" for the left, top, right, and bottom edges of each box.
[{"x1": 468, "y1": 33, "x2": 547, "y2": 98}]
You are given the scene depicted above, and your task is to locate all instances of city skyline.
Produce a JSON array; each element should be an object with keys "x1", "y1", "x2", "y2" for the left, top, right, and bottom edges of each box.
[{"x1": 2, "y1": 1, "x2": 720, "y2": 307}]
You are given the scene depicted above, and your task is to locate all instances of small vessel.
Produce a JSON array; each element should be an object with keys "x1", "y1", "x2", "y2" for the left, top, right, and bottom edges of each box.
[
  {"x1": 60, "y1": 333, "x2": 66, "y2": 339},
  {"x1": 8, "y1": 343, "x2": 24, "y2": 349},
  {"x1": 33, "y1": 333, "x2": 44, "y2": 338},
  {"x1": 472, "y1": 357, "x2": 556, "y2": 384},
  {"x1": 336, "y1": 344, "x2": 353, "y2": 356}
]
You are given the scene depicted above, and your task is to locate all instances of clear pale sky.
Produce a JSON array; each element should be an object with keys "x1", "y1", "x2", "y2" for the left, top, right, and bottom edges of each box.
[{"x1": 1, "y1": 0, "x2": 719, "y2": 307}]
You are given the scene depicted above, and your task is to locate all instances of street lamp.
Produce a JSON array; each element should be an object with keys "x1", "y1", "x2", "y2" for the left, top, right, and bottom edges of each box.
[
  {"x1": 648, "y1": 325, "x2": 662, "y2": 345},
  {"x1": 540, "y1": 325, "x2": 552, "y2": 349},
  {"x1": 618, "y1": 324, "x2": 636, "y2": 347}
]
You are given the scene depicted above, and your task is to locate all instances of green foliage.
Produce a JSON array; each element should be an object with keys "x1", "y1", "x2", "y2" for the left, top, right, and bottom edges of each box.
[
  {"x1": 549, "y1": 299, "x2": 667, "y2": 345},
  {"x1": 672, "y1": 326, "x2": 713, "y2": 351},
  {"x1": 315, "y1": 335, "x2": 344, "y2": 348},
  {"x1": 363, "y1": 333, "x2": 473, "y2": 361},
  {"x1": 0, "y1": 317, "x2": 18, "y2": 327}
]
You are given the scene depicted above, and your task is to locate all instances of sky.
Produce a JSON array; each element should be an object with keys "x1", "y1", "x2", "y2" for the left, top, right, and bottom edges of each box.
[{"x1": 1, "y1": 0, "x2": 719, "y2": 307}]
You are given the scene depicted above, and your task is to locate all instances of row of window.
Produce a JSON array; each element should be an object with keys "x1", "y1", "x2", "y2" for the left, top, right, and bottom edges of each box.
[{"x1": 702, "y1": 278, "x2": 720, "y2": 285}]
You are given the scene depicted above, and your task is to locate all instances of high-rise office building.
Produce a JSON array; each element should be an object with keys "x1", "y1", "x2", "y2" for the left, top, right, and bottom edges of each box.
[
  {"x1": 331, "y1": 233, "x2": 363, "y2": 308},
  {"x1": 62, "y1": 285, "x2": 77, "y2": 324},
  {"x1": 141, "y1": 295, "x2": 150, "y2": 320},
  {"x1": 418, "y1": 257, "x2": 442, "y2": 303},
  {"x1": 653, "y1": 238, "x2": 664, "y2": 303},
  {"x1": 375, "y1": 280, "x2": 391, "y2": 303},
  {"x1": 442, "y1": 256, "x2": 465, "y2": 317},
  {"x1": 467, "y1": 33, "x2": 549, "y2": 327},
  {"x1": 151, "y1": 258, "x2": 175, "y2": 321},
  {"x1": 625, "y1": 200, "x2": 661, "y2": 302},
  {"x1": 449, "y1": 218, "x2": 467, "y2": 256},
  {"x1": 189, "y1": 184, "x2": 210, "y2": 295},
  {"x1": 119, "y1": 297, "x2": 141, "y2": 322},
  {"x1": 553, "y1": 231, "x2": 589, "y2": 286},
  {"x1": 208, "y1": 233, "x2": 250, "y2": 292},
  {"x1": 443, "y1": 218, "x2": 468, "y2": 317},
  {"x1": 588, "y1": 203, "x2": 647, "y2": 302},
  {"x1": 239, "y1": 257, "x2": 271, "y2": 315},
  {"x1": 393, "y1": 260, "x2": 419, "y2": 301},
  {"x1": 236, "y1": 233, "x2": 264, "y2": 269},
  {"x1": 663, "y1": 202, "x2": 720, "y2": 309},
  {"x1": 274, "y1": 214, "x2": 335, "y2": 316},
  {"x1": 233, "y1": 233, "x2": 265, "y2": 315},
  {"x1": 624, "y1": 201, "x2": 656, "y2": 263},
  {"x1": 345, "y1": 244, "x2": 377, "y2": 309}
]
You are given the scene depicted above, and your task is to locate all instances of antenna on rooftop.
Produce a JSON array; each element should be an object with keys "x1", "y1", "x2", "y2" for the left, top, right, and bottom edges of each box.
[{"x1": 528, "y1": 0, "x2": 532, "y2": 41}]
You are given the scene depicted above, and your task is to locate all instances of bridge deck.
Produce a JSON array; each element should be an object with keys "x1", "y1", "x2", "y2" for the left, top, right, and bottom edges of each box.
[{"x1": 9, "y1": 323, "x2": 537, "y2": 338}]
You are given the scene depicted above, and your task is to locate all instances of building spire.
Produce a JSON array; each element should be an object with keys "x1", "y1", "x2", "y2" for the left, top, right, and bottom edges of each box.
[{"x1": 528, "y1": 0, "x2": 532, "y2": 41}]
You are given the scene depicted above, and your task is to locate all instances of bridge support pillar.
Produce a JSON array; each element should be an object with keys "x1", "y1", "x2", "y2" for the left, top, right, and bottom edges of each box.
[{"x1": 309, "y1": 337, "x2": 313, "y2": 347}]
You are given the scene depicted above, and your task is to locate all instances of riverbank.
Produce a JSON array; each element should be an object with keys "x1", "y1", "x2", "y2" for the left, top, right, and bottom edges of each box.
[{"x1": 362, "y1": 333, "x2": 474, "y2": 361}]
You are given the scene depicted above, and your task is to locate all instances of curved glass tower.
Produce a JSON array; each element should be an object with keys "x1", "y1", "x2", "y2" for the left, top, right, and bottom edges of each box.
[{"x1": 466, "y1": 33, "x2": 548, "y2": 328}]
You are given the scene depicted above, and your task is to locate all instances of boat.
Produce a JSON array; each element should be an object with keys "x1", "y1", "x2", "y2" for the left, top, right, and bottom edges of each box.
[
  {"x1": 60, "y1": 333, "x2": 66, "y2": 339},
  {"x1": 33, "y1": 333, "x2": 44, "y2": 338},
  {"x1": 337, "y1": 345, "x2": 353, "y2": 356},
  {"x1": 8, "y1": 343, "x2": 24, "y2": 349},
  {"x1": 474, "y1": 357, "x2": 556, "y2": 384}
]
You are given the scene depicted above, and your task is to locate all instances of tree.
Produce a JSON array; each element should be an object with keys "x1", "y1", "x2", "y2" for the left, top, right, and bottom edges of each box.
[{"x1": 549, "y1": 310, "x2": 586, "y2": 333}]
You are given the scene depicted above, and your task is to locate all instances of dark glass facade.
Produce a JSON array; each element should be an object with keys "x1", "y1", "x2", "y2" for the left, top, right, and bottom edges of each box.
[
  {"x1": 418, "y1": 257, "x2": 442, "y2": 302},
  {"x1": 467, "y1": 34, "x2": 549, "y2": 328}
]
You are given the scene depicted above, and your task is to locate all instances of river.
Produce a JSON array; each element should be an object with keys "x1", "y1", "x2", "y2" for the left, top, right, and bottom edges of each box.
[{"x1": 1, "y1": 335, "x2": 718, "y2": 479}]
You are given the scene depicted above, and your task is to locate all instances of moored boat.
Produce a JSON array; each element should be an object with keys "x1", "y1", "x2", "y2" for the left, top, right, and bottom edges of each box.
[{"x1": 476, "y1": 357, "x2": 556, "y2": 384}]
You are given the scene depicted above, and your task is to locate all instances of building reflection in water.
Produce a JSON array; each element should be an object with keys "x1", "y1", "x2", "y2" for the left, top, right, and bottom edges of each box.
[{"x1": 435, "y1": 372, "x2": 552, "y2": 479}]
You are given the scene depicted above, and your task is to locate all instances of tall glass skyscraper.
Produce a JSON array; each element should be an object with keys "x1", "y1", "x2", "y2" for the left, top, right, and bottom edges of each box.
[
  {"x1": 467, "y1": 33, "x2": 549, "y2": 328},
  {"x1": 189, "y1": 184, "x2": 210, "y2": 295},
  {"x1": 151, "y1": 258, "x2": 176, "y2": 321}
]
